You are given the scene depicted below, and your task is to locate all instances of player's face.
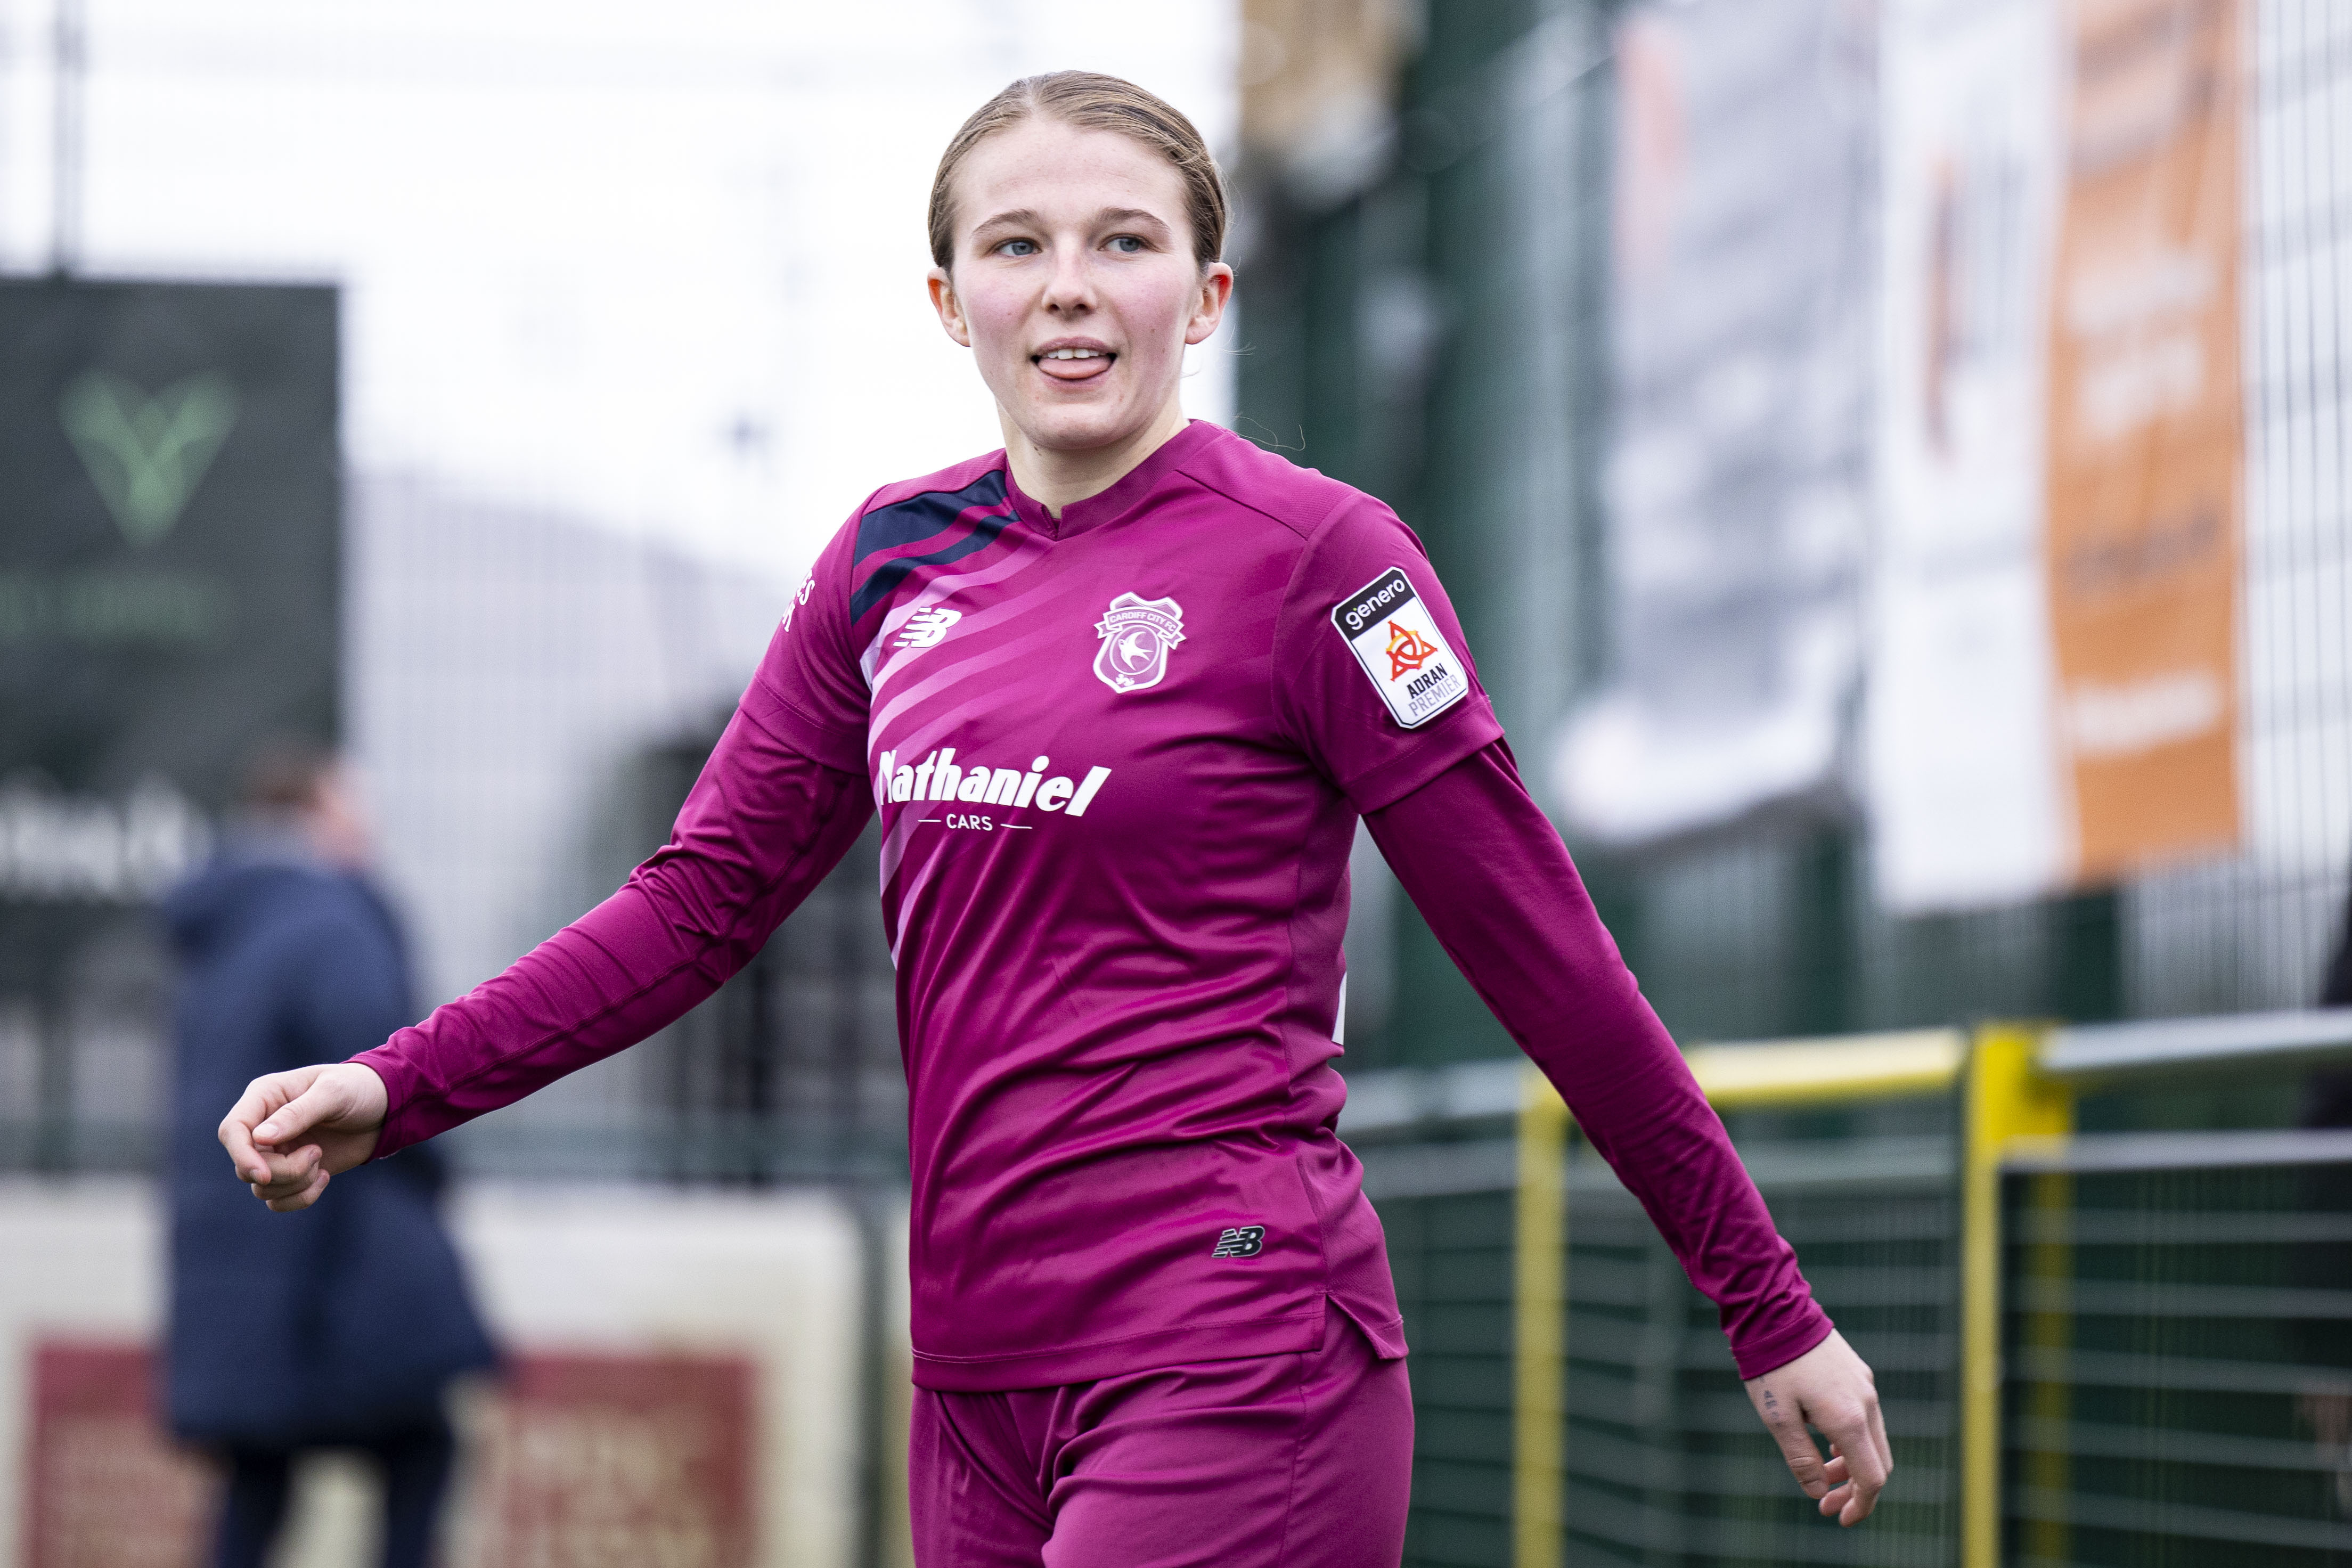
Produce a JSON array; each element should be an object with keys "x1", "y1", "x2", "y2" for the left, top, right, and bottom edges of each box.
[{"x1": 930, "y1": 119, "x2": 1231, "y2": 456}]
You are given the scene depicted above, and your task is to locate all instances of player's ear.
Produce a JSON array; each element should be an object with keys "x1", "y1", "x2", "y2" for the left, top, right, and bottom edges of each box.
[
  {"x1": 1185, "y1": 263, "x2": 1233, "y2": 347},
  {"x1": 930, "y1": 267, "x2": 973, "y2": 349}
]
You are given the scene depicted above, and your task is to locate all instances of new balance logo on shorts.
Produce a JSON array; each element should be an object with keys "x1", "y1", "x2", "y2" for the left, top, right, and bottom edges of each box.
[{"x1": 1210, "y1": 1226, "x2": 1266, "y2": 1259}]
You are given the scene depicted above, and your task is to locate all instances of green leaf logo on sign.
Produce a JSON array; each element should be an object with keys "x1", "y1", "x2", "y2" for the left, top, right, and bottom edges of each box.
[{"x1": 59, "y1": 371, "x2": 241, "y2": 548}]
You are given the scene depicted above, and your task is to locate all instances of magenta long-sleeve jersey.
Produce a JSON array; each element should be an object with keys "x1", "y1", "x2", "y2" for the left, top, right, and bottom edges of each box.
[{"x1": 355, "y1": 421, "x2": 1830, "y2": 1389}]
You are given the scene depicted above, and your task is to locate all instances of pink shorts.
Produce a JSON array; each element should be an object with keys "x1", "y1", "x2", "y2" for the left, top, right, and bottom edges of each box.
[{"x1": 908, "y1": 1303, "x2": 1413, "y2": 1567}]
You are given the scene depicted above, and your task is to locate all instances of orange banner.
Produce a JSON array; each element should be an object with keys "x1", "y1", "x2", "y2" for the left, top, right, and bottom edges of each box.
[{"x1": 2045, "y1": 0, "x2": 2244, "y2": 883}]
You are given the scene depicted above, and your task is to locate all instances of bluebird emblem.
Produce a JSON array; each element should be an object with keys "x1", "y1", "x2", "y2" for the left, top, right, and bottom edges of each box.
[{"x1": 1092, "y1": 592, "x2": 1186, "y2": 694}]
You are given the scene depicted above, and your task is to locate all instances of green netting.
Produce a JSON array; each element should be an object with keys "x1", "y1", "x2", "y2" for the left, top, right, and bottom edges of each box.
[
  {"x1": 1385, "y1": 1186, "x2": 1520, "y2": 1568},
  {"x1": 1366, "y1": 1091, "x2": 1967, "y2": 1568},
  {"x1": 2000, "y1": 1156, "x2": 2352, "y2": 1567},
  {"x1": 1364, "y1": 1049, "x2": 2352, "y2": 1568},
  {"x1": 1242, "y1": 0, "x2": 2352, "y2": 1074},
  {"x1": 1558, "y1": 1096, "x2": 1962, "y2": 1568}
]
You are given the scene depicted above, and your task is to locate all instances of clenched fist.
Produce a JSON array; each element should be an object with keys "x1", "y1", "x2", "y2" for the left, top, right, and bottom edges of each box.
[{"x1": 218, "y1": 1061, "x2": 389, "y2": 1211}]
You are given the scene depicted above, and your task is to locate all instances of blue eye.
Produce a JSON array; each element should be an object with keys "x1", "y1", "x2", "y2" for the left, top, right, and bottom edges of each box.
[
  {"x1": 1108, "y1": 235, "x2": 1145, "y2": 254},
  {"x1": 1000, "y1": 238, "x2": 1039, "y2": 257}
]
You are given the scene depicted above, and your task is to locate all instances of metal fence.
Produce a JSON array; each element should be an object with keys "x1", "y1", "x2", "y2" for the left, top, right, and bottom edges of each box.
[
  {"x1": 1999, "y1": 1014, "x2": 2352, "y2": 1566},
  {"x1": 439, "y1": 722, "x2": 909, "y2": 1187},
  {"x1": 1345, "y1": 1008, "x2": 2352, "y2": 1568},
  {"x1": 1239, "y1": 0, "x2": 2352, "y2": 1068},
  {"x1": 0, "y1": 709, "x2": 912, "y2": 1188}
]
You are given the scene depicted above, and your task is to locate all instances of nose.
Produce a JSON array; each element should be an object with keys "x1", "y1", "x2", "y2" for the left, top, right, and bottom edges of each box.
[{"x1": 1040, "y1": 241, "x2": 1096, "y2": 316}]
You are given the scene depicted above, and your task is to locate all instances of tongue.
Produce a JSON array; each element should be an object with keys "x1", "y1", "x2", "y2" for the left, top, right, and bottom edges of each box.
[{"x1": 1039, "y1": 354, "x2": 1113, "y2": 382}]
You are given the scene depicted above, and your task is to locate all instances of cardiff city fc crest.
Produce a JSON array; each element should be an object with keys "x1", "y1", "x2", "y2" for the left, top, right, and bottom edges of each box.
[{"x1": 1092, "y1": 592, "x2": 1186, "y2": 693}]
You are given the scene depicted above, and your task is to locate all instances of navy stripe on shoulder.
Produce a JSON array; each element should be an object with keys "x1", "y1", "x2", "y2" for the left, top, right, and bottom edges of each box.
[
  {"x1": 849, "y1": 471, "x2": 1014, "y2": 622},
  {"x1": 852, "y1": 470, "x2": 1009, "y2": 565},
  {"x1": 851, "y1": 513, "x2": 1011, "y2": 620}
]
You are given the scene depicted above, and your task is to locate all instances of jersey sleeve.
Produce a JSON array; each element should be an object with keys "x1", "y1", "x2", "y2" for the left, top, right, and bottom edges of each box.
[
  {"x1": 354, "y1": 654, "x2": 875, "y2": 1156},
  {"x1": 1270, "y1": 496, "x2": 1505, "y2": 811},
  {"x1": 1364, "y1": 740, "x2": 1833, "y2": 1379},
  {"x1": 741, "y1": 507, "x2": 872, "y2": 775}
]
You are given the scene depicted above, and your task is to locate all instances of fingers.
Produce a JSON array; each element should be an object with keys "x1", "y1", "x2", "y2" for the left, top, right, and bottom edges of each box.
[
  {"x1": 218, "y1": 1072, "x2": 307, "y2": 1185},
  {"x1": 263, "y1": 1163, "x2": 331, "y2": 1212},
  {"x1": 1755, "y1": 1390, "x2": 1830, "y2": 1500},
  {"x1": 217, "y1": 1111, "x2": 266, "y2": 1185},
  {"x1": 1744, "y1": 1332, "x2": 1892, "y2": 1528},
  {"x1": 246, "y1": 1142, "x2": 323, "y2": 1196},
  {"x1": 1866, "y1": 1393, "x2": 1893, "y2": 1504},
  {"x1": 251, "y1": 1075, "x2": 342, "y2": 1151},
  {"x1": 219, "y1": 1063, "x2": 390, "y2": 1213},
  {"x1": 1816, "y1": 1446, "x2": 1850, "y2": 1520},
  {"x1": 1816, "y1": 1402, "x2": 1891, "y2": 1526}
]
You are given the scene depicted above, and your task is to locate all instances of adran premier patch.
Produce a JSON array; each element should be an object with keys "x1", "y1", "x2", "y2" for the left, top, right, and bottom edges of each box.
[{"x1": 1331, "y1": 566, "x2": 1471, "y2": 729}]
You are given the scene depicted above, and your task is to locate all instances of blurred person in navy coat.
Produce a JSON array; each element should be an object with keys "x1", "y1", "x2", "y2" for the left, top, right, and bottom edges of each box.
[{"x1": 163, "y1": 741, "x2": 496, "y2": 1568}]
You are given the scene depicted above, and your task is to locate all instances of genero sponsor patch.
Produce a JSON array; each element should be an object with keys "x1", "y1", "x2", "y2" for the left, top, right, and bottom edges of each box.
[{"x1": 1331, "y1": 566, "x2": 1471, "y2": 729}]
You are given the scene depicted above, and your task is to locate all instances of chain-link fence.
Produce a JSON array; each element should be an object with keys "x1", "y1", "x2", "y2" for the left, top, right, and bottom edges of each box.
[
  {"x1": 1239, "y1": 0, "x2": 2352, "y2": 1068},
  {"x1": 1350, "y1": 1011, "x2": 2352, "y2": 1568}
]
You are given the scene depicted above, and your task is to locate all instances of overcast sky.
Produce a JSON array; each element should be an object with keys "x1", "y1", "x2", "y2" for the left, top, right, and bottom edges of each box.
[{"x1": 0, "y1": 0, "x2": 1239, "y2": 583}]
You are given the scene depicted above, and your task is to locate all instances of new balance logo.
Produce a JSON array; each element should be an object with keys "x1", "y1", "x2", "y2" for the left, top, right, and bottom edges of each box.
[
  {"x1": 894, "y1": 606, "x2": 962, "y2": 649},
  {"x1": 1210, "y1": 1226, "x2": 1266, "y2": 1259}
]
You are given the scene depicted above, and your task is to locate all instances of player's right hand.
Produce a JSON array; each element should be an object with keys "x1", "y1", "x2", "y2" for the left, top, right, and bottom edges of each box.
[{"x1": 218, "y1": 1062, "x2": 389, "y2": 1212}]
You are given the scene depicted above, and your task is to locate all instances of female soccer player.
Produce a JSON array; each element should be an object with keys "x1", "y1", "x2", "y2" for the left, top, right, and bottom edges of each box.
[{"x1": 222, "y1": 71, "x2": 1888, "y2": 1565}]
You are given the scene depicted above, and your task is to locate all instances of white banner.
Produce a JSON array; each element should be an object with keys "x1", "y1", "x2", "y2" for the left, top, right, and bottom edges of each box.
[
  {"x1": 1551, "y1": 0, "x2": 1876, "y2": 845},
  {"x1": 1867, "y1": 0, "x2": 2067, "y2": 911}
]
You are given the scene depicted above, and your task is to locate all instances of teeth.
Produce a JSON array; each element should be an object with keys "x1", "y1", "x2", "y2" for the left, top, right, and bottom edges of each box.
[{"x1": 1042, "y1": 348, "x2": 1106, "y2": 360}]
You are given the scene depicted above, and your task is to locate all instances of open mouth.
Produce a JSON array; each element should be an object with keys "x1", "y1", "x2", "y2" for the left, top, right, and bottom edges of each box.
[{"x1": 1033, "y1": 343, "x2": 1116, "y2": 383}]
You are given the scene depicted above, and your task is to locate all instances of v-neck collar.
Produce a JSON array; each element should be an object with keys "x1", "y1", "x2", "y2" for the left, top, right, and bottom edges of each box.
[{"x1": 1002, "y1": 419, "x2": 1221, "y2": 540}]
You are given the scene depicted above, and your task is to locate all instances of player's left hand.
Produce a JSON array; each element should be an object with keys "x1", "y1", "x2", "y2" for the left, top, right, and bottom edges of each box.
[{"x1": 1742, "y1": 1329, "x2": 1890, "y2": 1526}]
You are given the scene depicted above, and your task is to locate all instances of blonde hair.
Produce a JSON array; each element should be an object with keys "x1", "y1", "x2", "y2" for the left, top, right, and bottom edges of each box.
[{"x1": 928, "y1": 71, "x2": 1227, "y2": 271}]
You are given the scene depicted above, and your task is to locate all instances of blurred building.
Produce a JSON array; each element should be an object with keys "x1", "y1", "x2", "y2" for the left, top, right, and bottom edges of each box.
[
  {"x1": 1238, "y1": 0, "x2": 2351, "y2": 1072},
  {"x1": 0, "y1": 0, "x2": 1240, "y2": 1174},
  {"x1": 1239, "y1": 11, "x2": 2352, "y2": 1566},
  {"x1": 350, "y1": 472, "x2": 873, "y2": 1174},
  {"x1": 0, "y1": 8, "x2": 1237, "y2": 1565}
]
